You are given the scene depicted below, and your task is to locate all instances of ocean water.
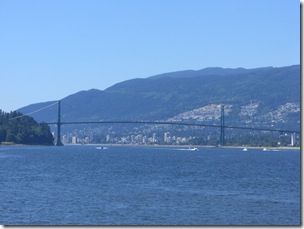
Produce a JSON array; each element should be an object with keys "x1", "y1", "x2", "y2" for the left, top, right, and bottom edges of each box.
[{"x1": 0, "y1": 145, "x2": 300, "y2": 225}]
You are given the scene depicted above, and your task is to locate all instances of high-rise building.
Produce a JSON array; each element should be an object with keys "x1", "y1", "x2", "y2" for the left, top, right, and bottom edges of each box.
[
  {"x1": 291, "y1": 133, "x2": 296, "y2": 146},
  {"x1": 72, "y1": 136, "x2": 77, "y2": 144},
  {"x1": 152, "y1": 133, "x2": 157, "y2": 142},
  {"x1": 164, "y1": 132, "x2": 170, "y2": 143}
]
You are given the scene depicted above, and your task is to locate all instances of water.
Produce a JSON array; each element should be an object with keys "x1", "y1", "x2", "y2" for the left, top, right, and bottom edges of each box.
[{"x1": 0, "y1": 145, "x2": 300, "y2": 225}]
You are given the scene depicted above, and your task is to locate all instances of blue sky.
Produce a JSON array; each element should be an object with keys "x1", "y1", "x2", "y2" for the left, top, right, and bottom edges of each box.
[{"x1": 0, "y1": 0, "x2": 300, "y2": 112}]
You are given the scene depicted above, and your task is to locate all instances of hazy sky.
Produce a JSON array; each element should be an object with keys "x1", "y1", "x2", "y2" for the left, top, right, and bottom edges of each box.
[{"x1": 0, "y1": 0, "x2": 300, "y2": 112}]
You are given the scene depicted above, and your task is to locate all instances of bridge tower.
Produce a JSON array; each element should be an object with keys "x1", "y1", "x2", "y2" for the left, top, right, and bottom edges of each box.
[
  {"x1": 220, "y1": 105, "x2": 225, "y2": 145},
  {"x1": 56, "y1": 100, "x2": 64, "y2": 146}
]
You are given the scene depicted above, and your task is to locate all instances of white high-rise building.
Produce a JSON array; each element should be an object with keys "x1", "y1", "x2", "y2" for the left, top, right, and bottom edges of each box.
[
  {"x1": 291, "y1": 133, "x2": 296, "y2": 146},
  {"x1": 164, "y1": 132, "x2": 170, "y2": 142},
  {"x1": 152, "y1": 133, "x2": 157, "y2": 142},
  {"x1": 72, "y1": 136, "x2": 77, "y2": 144}
]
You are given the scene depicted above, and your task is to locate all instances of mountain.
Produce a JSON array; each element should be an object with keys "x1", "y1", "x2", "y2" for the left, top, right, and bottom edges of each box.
[
  {"x1": 17, "y1": 65, "x2": 300, "y2": 132},
  {"x1": 148, "y1": 66, "x2": 273, "y2": 79}
]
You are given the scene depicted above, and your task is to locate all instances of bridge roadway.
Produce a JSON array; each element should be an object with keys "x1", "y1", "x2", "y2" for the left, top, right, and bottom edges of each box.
[{"x1": 46, "y1": 120, "x2": 300, "y2": 134}]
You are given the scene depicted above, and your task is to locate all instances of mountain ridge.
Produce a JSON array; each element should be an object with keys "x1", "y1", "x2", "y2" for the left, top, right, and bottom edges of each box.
[
  {"x1": 17, "y1": 65, "x2": 300, "y2": 132},
  {"x1": 147, "y1": 66, "x2": 275, "y2": 79}
]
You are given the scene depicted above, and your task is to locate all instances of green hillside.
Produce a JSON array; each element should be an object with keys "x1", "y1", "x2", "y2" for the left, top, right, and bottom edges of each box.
[
  {"x1": 17, "y1": 65, "x2": 300, "y2": 131},
  {"x1": 0, "y1": 111, "x2": 54, "y2": 145}
]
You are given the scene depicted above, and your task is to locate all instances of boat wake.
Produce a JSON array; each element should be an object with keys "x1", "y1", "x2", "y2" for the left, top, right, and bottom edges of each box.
[{"x1": 177, "y1": 147, "x2": 199, "y2": 151}]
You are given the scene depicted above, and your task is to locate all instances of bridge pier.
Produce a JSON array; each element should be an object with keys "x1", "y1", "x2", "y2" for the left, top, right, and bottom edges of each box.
[
  {"x1": 56, "y1": 100, "x2": 63, "y2": 146},
  {"x1": 220, "y1": 105, "x2": 225, "y2": 145}
]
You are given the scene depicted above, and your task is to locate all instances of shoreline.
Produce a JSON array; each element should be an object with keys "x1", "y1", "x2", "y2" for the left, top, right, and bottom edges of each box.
[
  {"x1": 68, "y1": 143, "x2": 301, "y2": 150},
  {"x1": 0, "y1": 143, "x2": 300, "y2": 150}
]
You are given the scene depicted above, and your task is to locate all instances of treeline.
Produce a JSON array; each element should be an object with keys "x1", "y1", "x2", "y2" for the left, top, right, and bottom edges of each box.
[{"x1": 0, "y1": 110, "x2": 54, "y2": 145}]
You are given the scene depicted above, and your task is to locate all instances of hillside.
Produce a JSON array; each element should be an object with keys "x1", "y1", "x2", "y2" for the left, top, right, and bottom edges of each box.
[
  {"x1": 0, "y1": 110, "x2": 54, "y2": 145},
  {"x1": 17, "y1": 65, "x2": 300, "y2": 132}
]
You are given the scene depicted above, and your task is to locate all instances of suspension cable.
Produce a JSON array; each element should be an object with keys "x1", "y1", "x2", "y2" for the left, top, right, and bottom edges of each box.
[{"x1": 9, "y1": 101, "x2": 59, "y2": 121}]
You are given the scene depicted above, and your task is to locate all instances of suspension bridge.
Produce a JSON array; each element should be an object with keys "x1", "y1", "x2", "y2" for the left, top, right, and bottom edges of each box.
[{"x1": 38, "y1": 101, "x2": 299, "y2": 146}]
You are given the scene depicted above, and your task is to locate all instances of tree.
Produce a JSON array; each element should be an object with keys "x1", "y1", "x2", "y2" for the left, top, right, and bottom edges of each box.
[{"x1": 0, "y1": 111, "x2": 54, "y2": 145}]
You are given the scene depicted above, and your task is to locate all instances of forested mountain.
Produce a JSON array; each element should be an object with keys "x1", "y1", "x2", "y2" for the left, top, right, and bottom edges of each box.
[
  {"x1": 18, "y1": 65, "x2": 300, "y2": 132},
  {"x1": 0, "y1": 111, "x2": 54, "y2": 145}
]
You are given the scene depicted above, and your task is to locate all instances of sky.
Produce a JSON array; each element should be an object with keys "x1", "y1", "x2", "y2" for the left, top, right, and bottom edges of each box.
[{"x1": 0, "y1": 0, "x2": 300, "y2": 112}]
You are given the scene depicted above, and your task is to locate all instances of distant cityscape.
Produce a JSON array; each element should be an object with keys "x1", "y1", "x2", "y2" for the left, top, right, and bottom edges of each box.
[
  {"x1": 53, "y1": 129, "x2": 298, "y2": 147},
  {"x1": 58, "y1": 131, "x2": 196, "y2": 145}
]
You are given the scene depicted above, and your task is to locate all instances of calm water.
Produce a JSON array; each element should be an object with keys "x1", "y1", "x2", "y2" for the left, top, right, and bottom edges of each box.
[{"x1": 0, "y1": 145, "x2": 300, "y2": 225}]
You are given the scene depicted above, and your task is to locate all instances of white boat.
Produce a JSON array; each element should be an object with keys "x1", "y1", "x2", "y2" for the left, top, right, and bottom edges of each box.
[
  {"x1": 188, "y1": 147, "x2": 199, "y2": 151},
  {"x1": 177, "y1": 147, "x2": 199, "y2": 151},
  {"x1": 96, "y1": 146, "x2": 109, "y2": 150},
  {"x1": 243, "y1": 147, "x2": 248, "y2": 151},
  {"x1": 263, "y1": 148, "x2": 268, "y2": 151}
]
